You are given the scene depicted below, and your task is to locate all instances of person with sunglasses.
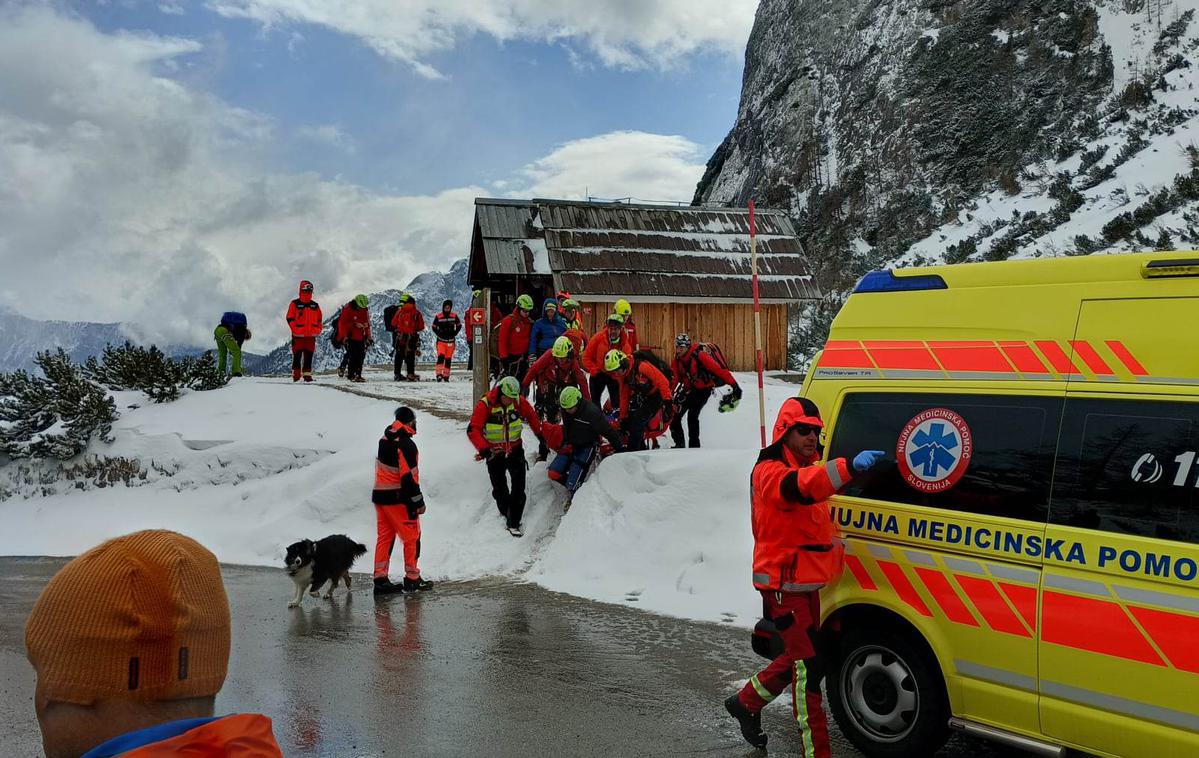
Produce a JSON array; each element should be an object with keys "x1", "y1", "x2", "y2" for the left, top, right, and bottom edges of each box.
[{"x1": 725, "y1": 396, "x2": 884, "y2": 754}]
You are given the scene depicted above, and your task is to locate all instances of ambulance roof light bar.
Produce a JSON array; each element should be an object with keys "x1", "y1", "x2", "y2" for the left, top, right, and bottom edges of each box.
[
  {"x1": 854, "y1": 270, "x2": 949, "y2": 293},
  {"x1": 1142, "y1": 258, "x2": 1199, "y2": 278}
]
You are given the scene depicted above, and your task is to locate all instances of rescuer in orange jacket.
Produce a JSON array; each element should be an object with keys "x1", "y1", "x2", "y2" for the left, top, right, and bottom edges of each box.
[
  {"x1": 724, "y1": 397, "x2": 884, "y2": 753},
  {"x1": 603, "y1": 349, "x2": 670, "y2": 452},
  {"x1": 583, "y1": 313, "x2": 632, "y2": 410},
  {"x1": 371, "y1": 407, "x2": 433, "y2": 594},
  {"x1": 467, "y1": 376, "x2": 544, "y2": 537},
  {"x1": 286, "y1": 280, "x2": 323, "y2": 382}
]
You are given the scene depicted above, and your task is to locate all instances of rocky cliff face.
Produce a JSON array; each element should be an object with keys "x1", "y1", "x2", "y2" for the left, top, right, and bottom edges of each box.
[{"x1": 697, "y1": 0, "x2": 1199, "y2": 356}]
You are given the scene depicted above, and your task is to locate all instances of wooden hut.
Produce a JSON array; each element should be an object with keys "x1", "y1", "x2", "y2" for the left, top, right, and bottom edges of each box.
[{"x1": 467, "y1": 198, "x2": 819, "y2": 370}]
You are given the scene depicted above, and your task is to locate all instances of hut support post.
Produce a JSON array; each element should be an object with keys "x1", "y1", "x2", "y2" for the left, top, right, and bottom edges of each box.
[
  {"x1": 472, "y1": 288, "x2": 492, "y2": 401},
  {"x1": 749, "y1": 201, "x2": 766, "y2": 448}
]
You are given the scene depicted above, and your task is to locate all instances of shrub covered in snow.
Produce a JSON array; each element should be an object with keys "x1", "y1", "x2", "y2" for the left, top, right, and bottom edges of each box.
[
  {"x1": 0, "y1": 343, "x2": 229, "y2": 464},
  {"x1": 0, "y1": 350, "x2": 117, "y2": 460},
  {"x1": 84, "y1": 342, "x2": 227, "y2": 402}
]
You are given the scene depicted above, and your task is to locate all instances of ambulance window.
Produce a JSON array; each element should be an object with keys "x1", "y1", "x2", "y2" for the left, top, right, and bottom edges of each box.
[
  {"x1": 827, "y1": 392, "x2": 1062, "y2": 522},
  {"x1": 1050, "y1": 398, "x2": 1199, "y2": 544}
]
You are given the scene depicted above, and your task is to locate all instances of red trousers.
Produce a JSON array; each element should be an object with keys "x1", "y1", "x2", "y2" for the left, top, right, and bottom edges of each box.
[
  {"x1": 374, "y1": 506, "x2": 421, "y2": 580},
  {"x1": 738, "y1": 590, "x2": 830, "y2": 758},
  {"x1": 435, "y1": 341, "x2": 454, "y2": 379}
]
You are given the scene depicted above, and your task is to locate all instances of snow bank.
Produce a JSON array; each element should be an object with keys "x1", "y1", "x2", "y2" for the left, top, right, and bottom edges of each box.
[{"x1": 0, "y1": 371, "x2": 802, "y2": 627}]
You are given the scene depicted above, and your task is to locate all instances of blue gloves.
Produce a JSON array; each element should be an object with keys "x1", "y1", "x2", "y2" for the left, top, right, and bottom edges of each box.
[{"x1": 853, "y1": 450, "x2": 886, "y2": 472}]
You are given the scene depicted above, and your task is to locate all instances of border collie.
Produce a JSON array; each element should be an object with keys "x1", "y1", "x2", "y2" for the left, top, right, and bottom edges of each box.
[{"x1": 284, "y1": 535, "x2": 367, "y2": 608}]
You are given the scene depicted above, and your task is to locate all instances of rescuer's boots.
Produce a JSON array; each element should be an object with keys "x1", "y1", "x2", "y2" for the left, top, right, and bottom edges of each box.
[
  {"x1": 404, "y1": 576, "x2": 434, "y2": 592},
  {"x1": 372, "y1": 577, "x2": 405, "y2": 596},
  {"x1": 724, "y1": 694, "x2": 768, "y2": 749}
]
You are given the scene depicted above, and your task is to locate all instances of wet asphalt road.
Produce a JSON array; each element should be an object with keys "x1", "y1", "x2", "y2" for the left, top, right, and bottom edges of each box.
[{"x1": 0, "y1": 558, "x2": 1015, "y2": 757}]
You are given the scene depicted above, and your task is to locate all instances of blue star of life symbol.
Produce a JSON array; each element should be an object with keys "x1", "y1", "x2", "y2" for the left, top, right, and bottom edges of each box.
[{"x1": 909, "y1": 422, "x2": 959, "y2": 478}]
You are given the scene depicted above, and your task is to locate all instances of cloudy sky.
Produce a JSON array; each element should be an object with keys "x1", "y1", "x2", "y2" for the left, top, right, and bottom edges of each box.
[{"x1": 0, "y1": 0, "x2": 757, "y2": 348}]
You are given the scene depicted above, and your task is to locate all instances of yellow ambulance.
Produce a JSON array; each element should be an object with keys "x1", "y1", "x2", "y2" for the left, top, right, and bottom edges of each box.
[{"x1": 802, "y1": 251, "x2": 1199, "y2": 757}]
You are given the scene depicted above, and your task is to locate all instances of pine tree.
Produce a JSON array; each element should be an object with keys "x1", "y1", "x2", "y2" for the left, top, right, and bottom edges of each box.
[
  {"x1": 0, "y1": 350, "x2": 116, "y2": 460},
  {"x1": 83, "y1": 342, "x2": 227, "y2": 402}
]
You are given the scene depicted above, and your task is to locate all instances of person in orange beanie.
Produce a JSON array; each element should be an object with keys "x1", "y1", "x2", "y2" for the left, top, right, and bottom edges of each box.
[{"x1": 25, "y1": 529, "x2": 283, "y2": 758}]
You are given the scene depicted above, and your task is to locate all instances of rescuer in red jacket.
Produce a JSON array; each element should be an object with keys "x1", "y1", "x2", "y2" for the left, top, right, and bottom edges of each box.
[
  {"x1": 371, "y1": 406, "x2": 432, "y2": 595},
  {"x1": 467, "y1": 376, "x2": 543, "y2": 537},
  {"x1": 390, "y1": 294, "x2": 426, "y2": 382},
  {"x1": 337, "y1": 294, "x2": 373, "y2": 383},
  {"x1": 497, "y1": 294, "x2": 534, "y2": 382},
  {"x1": 285, "y1": 280, "x2": 323, "y2": 382},
  {"x1": 669, "y1": 332, "x2": 741, "y2": 448},
  {"x1": 603, "y1": 349, "x2": 671, "y2": 452},
  {"x1": 724, "y1": 397, "x2": 884, "y2": 753}
]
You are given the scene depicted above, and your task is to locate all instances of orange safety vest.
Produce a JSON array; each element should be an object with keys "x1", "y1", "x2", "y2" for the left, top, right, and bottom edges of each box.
[{"x1": 374, "y1": 421, "x2": 418, "y2": 492}]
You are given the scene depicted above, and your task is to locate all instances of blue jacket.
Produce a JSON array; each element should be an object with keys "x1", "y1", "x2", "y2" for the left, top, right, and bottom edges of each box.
[{"x1": 529, "y1": 301, "x2": 567, "y2": 356}]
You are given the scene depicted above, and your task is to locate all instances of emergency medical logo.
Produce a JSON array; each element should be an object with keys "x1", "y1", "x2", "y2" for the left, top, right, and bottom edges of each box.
[{"x1": 896, "y1": 408, "x2": 973, "y2": 493}]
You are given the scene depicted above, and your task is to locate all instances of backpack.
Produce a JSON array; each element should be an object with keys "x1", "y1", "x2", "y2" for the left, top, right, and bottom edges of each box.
[
  {"x1": 328, "y1": 309, "x2": 343, "y2": 348},
  {"x1": 382, "y1": 304, "x2": 400, "y2": 333},
  {"x1": 695, "y1": 343, "x2": 730, "y2": 385},
  {"x1": 220, "y1": 311, "x2": 247, "y2": 327}
]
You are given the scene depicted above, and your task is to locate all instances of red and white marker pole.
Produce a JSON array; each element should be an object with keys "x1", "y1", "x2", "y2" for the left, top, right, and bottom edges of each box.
[{"x1": 749, "y1": 200, "x2": 766, "y2": 448}]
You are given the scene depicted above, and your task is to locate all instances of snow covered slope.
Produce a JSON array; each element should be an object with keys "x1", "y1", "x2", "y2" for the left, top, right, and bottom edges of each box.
[
  {"x1": 0, "y1": 370, "x2": 800, "y2": 626},
  {"x1": 698, "y1": 0, "x2": 1199, "y2": 298},
  {"x1": 255, "y1": 258, "x2": 471, "y2": 375}
]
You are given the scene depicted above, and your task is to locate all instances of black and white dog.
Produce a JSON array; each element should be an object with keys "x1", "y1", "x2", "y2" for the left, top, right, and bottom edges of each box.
[{"x1": 284, "y1": 535, "x2": 367, "y2": 608}]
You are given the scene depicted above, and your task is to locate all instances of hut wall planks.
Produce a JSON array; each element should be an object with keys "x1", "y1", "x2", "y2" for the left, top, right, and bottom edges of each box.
[{"x1": 576, "y1": 301, "x2": 789, "y2": 371}]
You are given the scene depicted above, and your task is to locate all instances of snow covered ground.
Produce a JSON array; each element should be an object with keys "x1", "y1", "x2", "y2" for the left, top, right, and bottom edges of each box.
[{"x1": 0, "y1": 369, "x2": 803, "y2": 626}]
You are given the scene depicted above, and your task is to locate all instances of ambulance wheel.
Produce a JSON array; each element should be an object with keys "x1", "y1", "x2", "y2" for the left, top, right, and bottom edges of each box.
[{"x1": 827, "y1": 626, "x2": 949, "y2": 758}]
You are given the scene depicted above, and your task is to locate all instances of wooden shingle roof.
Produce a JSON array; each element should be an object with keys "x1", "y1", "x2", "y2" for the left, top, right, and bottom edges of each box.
[{"x1": 470, "y1": 198, "x2": 819, "y2": 302}]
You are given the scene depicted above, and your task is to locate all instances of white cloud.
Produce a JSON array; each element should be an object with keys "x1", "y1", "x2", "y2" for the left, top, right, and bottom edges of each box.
[
  {"x1": 295, "y1": 123, "x2": 356, "y2": 154},
  {"x1": 0, "y1": 7, "x2": 709, "y2": 348},
  {"x1": 206, "y1": 0, "x2": 758, "y2": 78},
  {"x1": 517, "y1": 131, "x2": 706, "y2": 202}
]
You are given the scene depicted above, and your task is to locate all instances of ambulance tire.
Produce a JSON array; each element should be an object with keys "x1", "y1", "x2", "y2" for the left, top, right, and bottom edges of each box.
[{"x1": 827, "y1": 625, "x2": 950, "y2": 758}]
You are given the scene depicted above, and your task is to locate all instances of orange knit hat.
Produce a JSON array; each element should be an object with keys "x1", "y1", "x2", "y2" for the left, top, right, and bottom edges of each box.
[{"x1": 25, "y1": 530, "x2": 231, "y2": 705}]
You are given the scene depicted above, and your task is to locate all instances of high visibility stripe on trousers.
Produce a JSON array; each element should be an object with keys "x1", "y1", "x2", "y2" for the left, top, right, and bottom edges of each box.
[
  {"x1": 791, "y1": 659, "x2": 830, "y2": 758},
  {"x1": 794, "y1": 660, "x2": 815, "y2": 758},
  {"x1": 749, "y1": 675, "x2": 776, "y2": 703}
]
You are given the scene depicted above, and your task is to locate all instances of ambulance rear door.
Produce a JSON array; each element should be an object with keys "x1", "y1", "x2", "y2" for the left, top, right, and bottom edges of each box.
[{"x1": 1038, "y1": 297, "x2": 1199, "y2": 757}]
